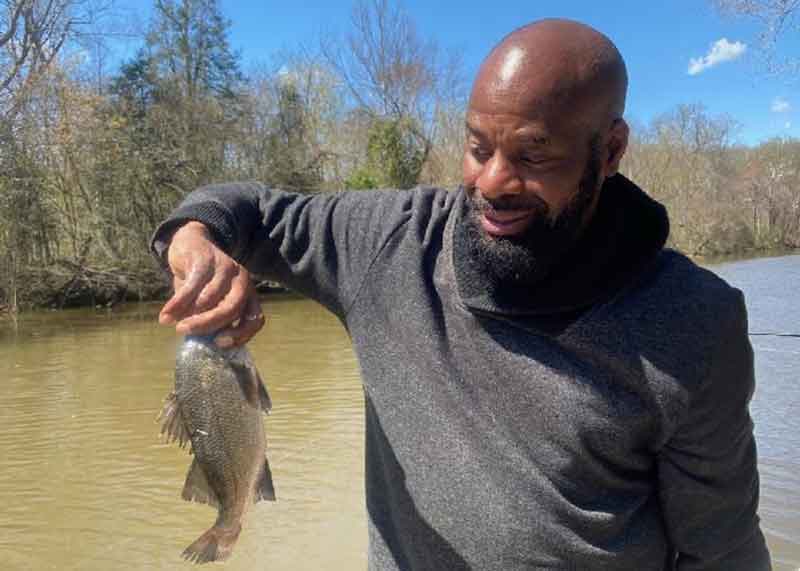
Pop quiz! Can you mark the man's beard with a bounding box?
[461,138,603,289]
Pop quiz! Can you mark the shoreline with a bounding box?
[2,248,797,316]
[693,247,799,267]
[1,283,295,318]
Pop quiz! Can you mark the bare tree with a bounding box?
[712,0,800,76]
[232,58,338,192]
[420,103,465,188]
[322,0,464,188]
[738,137,800,247]
[0,0,93,116]
[621,104,746,255]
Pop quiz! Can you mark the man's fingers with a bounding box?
[174,297,244,335]
[161,261,214,323]
[159,277,184,324]
[175,272,249,335]
[215,290,265,348]
[192,264,237,314]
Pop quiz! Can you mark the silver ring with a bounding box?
[243,313,263,322]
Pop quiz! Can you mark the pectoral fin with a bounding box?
[181,458,220,508]
[157,392,191,449]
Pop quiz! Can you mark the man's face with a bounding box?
[460,108,605,285]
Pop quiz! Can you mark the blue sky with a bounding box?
[114,0,799,146]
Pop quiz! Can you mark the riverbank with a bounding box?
[0,259,289,314]
[2,247,796,314]
[693,247,799,267]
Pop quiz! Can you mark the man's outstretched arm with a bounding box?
[150,183,426,344]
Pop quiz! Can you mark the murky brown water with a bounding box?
[0,294,366,570]
[1,254,798,570]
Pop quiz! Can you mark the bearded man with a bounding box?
[151,19,772,571]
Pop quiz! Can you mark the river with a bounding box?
[0,254,798,570]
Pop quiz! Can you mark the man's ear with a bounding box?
[603,118,629,177]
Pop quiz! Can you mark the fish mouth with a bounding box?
[178,337,218,364]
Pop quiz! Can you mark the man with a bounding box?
[152,19,772,571]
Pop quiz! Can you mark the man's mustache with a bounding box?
[465,186,550,215]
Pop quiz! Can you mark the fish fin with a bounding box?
[231,359,272,413]
[182,523,241,564]
[254,368,272,414]
[157,392,191,449]
[253,457,276,503]
[181,458,220,508]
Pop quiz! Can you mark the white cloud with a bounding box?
[688,38,747,75]
[772,97,791,113]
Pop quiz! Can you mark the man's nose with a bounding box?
[476,152,523,200]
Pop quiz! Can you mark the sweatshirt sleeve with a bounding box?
[657,290,772,570]
[150,182,419,318]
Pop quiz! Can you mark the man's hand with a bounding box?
[158,221,265,347]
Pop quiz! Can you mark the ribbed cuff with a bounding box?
[149,202,238,270]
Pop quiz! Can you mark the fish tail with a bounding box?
[181,523,241,564]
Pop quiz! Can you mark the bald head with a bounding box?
[462,19,632,250]
[470,19,628,129]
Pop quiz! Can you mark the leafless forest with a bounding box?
[1,0,798,311]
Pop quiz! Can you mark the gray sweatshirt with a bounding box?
[151,174,771,570]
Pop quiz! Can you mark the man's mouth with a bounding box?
[480,210,535,237]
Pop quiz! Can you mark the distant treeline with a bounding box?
[1,0,799,311]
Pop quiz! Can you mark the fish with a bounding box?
[158,335,276,564]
